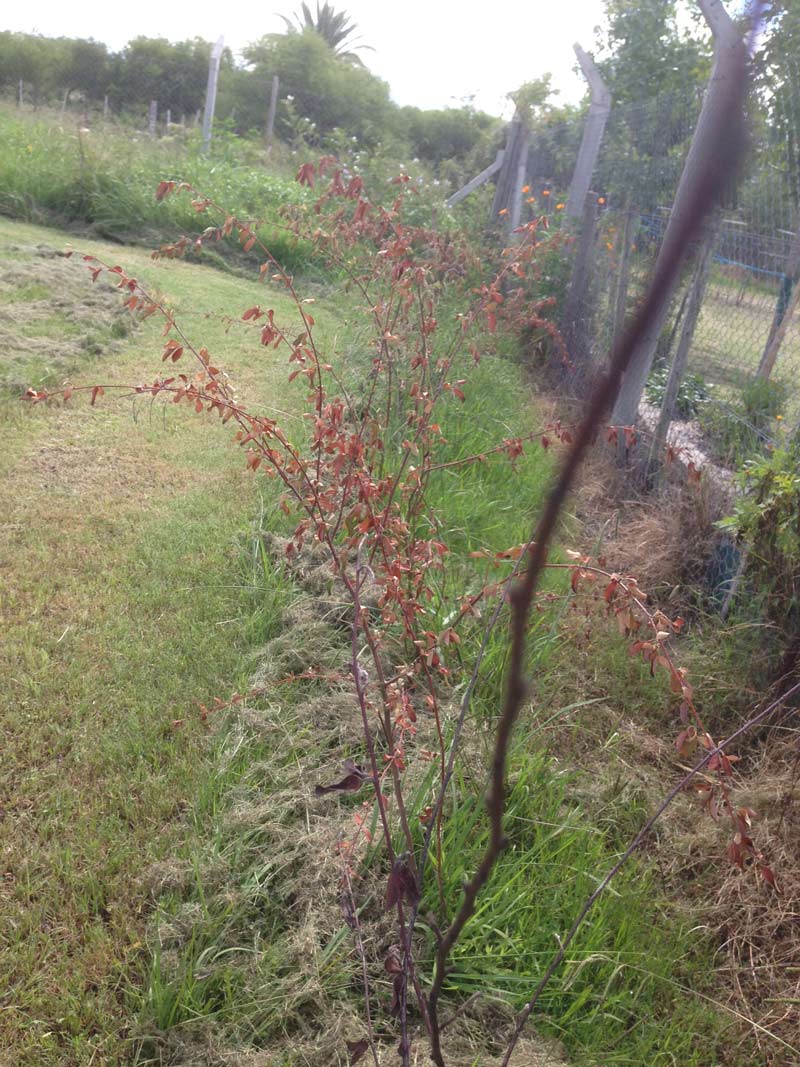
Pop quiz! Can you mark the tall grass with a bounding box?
[0,108,313,269]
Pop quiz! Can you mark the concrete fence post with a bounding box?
[565,45,612,221]
[265,74,279,156]
[758,222,800,378]
[201,37,225,155]
[560,190,600,378]
[611,0,746,432]
[649,213,721,469]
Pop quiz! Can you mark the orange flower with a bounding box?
[498,208,509,216]
[555,202,565,210]
[542,189,550,196]
[522,184,530,193]
[597,196,606,204]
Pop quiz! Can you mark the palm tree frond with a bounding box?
[279,2,372,59]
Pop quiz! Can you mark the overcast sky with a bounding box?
[3,0,609,115]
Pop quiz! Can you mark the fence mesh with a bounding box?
[508,78,800,469]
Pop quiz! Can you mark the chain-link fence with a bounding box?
[506,79,800,471]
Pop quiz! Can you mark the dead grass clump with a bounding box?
[701,740,800,1063]
[572,448,722,605]
[213,1000,566,1067]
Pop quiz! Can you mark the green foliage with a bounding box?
[399,105,501,167]
[645,363,711,419]
[110,37,224,118]
[0,109,312,270]
[699,376,788,466]
[509,75,556,129]
[596,0,710,105]
[425,749,722,1065]
[242,30,392,148]
[718,436,800,675]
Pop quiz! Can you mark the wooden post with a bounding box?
[17,79,23,108]
[60,89,68,121]
[103,94,109,119]
[566,45,612,221]
[446,149,505,207]
[265,74,279,156]
[148,99,158,139]
[758,223,800,377]
[165,107,172,129]
[611,0,746,430]
[201,36,225,155]
[649,215,720,467]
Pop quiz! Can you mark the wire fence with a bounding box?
[514,82,800,470]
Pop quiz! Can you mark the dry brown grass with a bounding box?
[571,447,721,604]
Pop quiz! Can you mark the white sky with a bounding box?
[2,0,608,115]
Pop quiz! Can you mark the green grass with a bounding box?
[425,747,723,1066]
[0,106,313,271]
[0,215,343,1065]
[132,324,740,1065]
[0,210,754,1067]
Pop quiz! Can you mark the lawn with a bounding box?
[0,216,336,1065]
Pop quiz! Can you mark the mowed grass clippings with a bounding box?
[0,216,342,1066]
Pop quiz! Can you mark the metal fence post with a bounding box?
[202,37,225,155]
[611,0,745,431]
[565,45,612,221]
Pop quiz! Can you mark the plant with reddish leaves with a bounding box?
[27,104,790,1064]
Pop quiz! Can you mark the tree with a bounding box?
[279,2,373,64]
[596,0,710,105]
[110,38,225,118]
[751,1,800,211]
[241,30,391,145]
[60,39,111,103]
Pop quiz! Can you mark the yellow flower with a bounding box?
[555,202,565,210]
[776,414,783,421]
